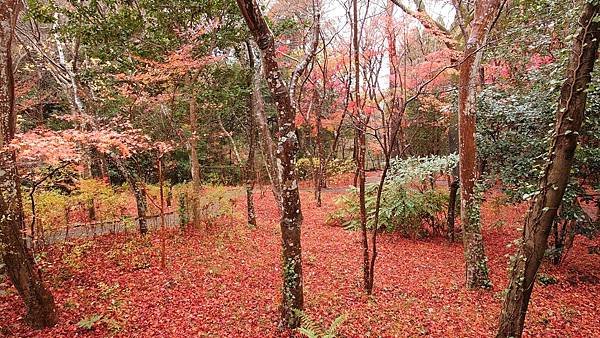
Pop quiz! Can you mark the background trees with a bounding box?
[1,0,599,336]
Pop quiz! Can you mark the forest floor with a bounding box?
[2,175,599,337]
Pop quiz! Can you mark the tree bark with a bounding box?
[245,41,258,227]
[458,0,502,290]
[236,0,314,328]
[447,178,459,241]
[0,1,57,328]
[249,47,282,211]
[314,87,324,207]
[390,0,461,53]
[110,155,148,235]
[158,156,166,268]
[187,84,202,228]
[497,3,600,337]
[245,123,257,227]
[351,0,371,294]
[447,123,459,242]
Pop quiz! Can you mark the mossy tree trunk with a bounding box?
[497,3,600,337]
[110,154,148,235]
[245,41,258,227]
[235,0,319,328]
[458,0,503,290]
[0,0,57,328]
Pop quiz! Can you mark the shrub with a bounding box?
[197,186,241,225]
[329,184,448,238]
[172,183,242,228]
[23,190,69,231]
[296,157,356,180]
[328,155,455,238]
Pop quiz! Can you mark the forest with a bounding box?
[0,0,599,337]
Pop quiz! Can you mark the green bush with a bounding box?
[328,155,455,238]
[329,184,448,238]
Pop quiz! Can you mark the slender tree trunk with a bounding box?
[385,0,404,158]
[458,0,502,290]
[352,0,371,293]
[245,127,257,227]
[314,88,324,207]
[110,155,148,234]
[447,179,459,241]
[158,156,166,268]
[497,4,600,337]
[236,0,318,328]
[0,1,57,327]
[250,52,282,211]
[0,155,57,329]
[447,123,459,242]
[187,86,202,228]
[217,108,256,226]
[99,152,109,182]
[245,41,258,227]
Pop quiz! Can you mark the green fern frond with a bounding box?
[326,313,348,336]
[294,309,325,337]
[298,327,319,338]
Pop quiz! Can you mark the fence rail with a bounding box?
[28,211,181,247]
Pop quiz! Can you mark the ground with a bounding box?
[1,177,599,337]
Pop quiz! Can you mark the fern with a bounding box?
[77,314,103,330]
[326,313,348,336]
[294,309,347,338]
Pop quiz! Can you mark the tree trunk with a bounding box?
[458,0,502,290]
[245,140,257,227]
[188,87,202,228]
[497,3,600,337]
[447,123,459,242]
[110,155,148,234]
[0,152,57,328]
[236,0,315,328]
[251,54,282,211]
[386,0,404,159]
[99,152,110,182]
[352,0,371,294]
[447,179,459,242]
[0,1,57,327]
[158,157,166,268]
[314,88,324,207]
[245,41,257,227]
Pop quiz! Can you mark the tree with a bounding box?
[244,41,258,227]
[496,2,600,337]
[351,0,371,294]
[0,0,57,328]
[457,0,503,289]
[392,0,503,288]
[235,0,319,328]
